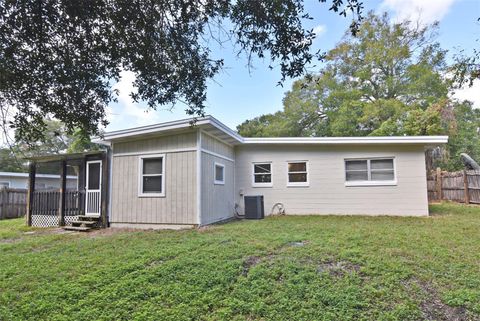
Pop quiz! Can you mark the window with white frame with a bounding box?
[287,161,308,186]
[214,162,225,185]
[0,181,10,188]
[139,154,165,196]
[253,163,272,186]
[345,158,395,184]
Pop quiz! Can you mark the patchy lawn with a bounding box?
[1,203,479,321]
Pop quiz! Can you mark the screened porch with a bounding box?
[25,151,109,228]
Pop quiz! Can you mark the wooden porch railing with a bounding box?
[30,190,85,226]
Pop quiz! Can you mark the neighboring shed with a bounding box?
[0,172,78,190]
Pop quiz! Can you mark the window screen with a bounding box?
[140,157,164,194]
[253,163,272,183]
[345,158,394,182]
[87,162,101,190]
[287,162,308,184]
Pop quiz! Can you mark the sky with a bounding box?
[106,0,480,132]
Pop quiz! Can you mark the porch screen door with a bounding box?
[85,160,102,216]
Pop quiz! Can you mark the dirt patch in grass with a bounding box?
[317,260,362,277]
[404,279,468,321]
[87,227,141,238]
[1,228,73,244]
[418,281,468,321]
[242,256,262,276]
[0,237,22,244]
[25,228,72,236]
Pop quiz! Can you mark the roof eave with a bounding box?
[241,136,449,145]
[94,116,244,145]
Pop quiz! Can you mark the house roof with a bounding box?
[95,116,244,145]
[96,115,448,146]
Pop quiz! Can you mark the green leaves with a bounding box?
[237,12,480,170]
[0,0,363,144]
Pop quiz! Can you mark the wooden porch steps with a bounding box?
[63,215,101,232]
[63,226,92,232]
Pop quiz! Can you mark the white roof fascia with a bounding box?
[242,136,448,145]
[93,115,447,146]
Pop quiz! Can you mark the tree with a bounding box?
[14,118,100,157]
[0,0,363,144]
[238,12,451,138]
[237,12,480,169]
[0,120,100,177]
[0,147,25,172]
[438,101,480,170]
[452,18,480,87]
[0,119,100,174]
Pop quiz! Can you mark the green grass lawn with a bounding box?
[1,203,479,321]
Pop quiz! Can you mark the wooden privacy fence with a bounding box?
[0,188,27,219]
[427,168,480,204]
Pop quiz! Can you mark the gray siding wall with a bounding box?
[114,131,196,154]
[200,132,235,224]
[235,144,429,216]
[110,131,198,225]
[201,132,235,159]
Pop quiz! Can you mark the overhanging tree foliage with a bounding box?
[452,17,480,87]
[0,0,363,144]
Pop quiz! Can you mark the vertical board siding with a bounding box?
[114,131,196,154]
[200,131,235,224]
[111,136,197,225]
[200,153,235,225]
[201,132,235,159]
[235,144,429,216]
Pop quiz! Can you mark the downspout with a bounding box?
[196,129,202,226]
[107,144,113,227]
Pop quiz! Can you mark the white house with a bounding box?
[87,116,448,229]
[0,172,78,190]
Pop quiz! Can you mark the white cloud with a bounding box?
[453,79,480,108]
[107,70,162,131]
[381,0,457,25]
[312,25,327,38]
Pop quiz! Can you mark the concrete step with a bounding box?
[63,226,92,232]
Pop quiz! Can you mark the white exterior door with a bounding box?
[85,160,102,216]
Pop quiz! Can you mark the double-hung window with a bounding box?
[139,154,165,197]
[252,163,272,187]
[345,158,395,186]
[287,161,309,186]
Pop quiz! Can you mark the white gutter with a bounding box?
[242,136,448,145]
